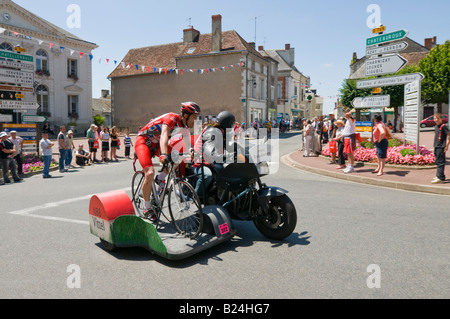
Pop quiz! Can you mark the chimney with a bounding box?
[101,89,110,98]
[258,45,264,51]
[424,36,437,50]
[248,42,256,49]
[211,14,222,52]
[183,26,200,43]
[285,43,291,50]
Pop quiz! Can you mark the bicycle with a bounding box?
[131,154,203,239]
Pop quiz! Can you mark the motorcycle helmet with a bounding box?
[181,102,201,115]
[217,111,236,130]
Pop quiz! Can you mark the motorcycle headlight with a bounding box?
[257,162,270,176]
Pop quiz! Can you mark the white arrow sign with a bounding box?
[356,73,424,89]
[352,95,391,109]
[365,41,409,57]
[0,100,39,110]
[365,54,408,77]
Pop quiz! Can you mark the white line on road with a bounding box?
[5,188,131,225]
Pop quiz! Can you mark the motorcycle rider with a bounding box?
[193,111,236,200]
[135,102,201,222]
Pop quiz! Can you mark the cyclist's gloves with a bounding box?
[159,153,172,165]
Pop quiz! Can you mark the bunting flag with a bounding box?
[0,26,248,77]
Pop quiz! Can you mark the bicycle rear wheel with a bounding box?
[168,180,203,239]
[131,171,146,218]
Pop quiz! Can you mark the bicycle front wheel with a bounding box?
[168,180,203,239]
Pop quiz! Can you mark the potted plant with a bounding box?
[68,112,79,121]
[35,69,50,77]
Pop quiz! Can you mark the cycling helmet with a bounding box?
[181,102,201,115]
[217,111,236,130]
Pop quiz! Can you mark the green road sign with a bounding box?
[366,30,408,47]
[22,115,47,123]
[0,50,34,62]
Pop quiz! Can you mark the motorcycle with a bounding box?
[187,141,297,241]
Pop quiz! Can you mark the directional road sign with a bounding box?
[0,50,34,62]
[366,29,408,47]
[352,95,391,109]
[22,115,47,123]
[0,68,34,86]
[365,54,408,77]
[0,100,39,110]
[365,41,409,57]
[0,85,34,93]
[356,73,424,89]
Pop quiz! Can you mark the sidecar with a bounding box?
[89,190,236,260]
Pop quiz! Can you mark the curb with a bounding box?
[281,153,450,196]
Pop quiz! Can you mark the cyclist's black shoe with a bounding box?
[144,209,157,224]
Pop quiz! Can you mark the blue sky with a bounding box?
[14,0,450,114]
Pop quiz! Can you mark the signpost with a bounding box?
[365,54,408,77]
[22,115,47,123]
[0,85,34,93]
[0,100,40,110]
[0,68,34,86]
[355,121,373,139]
[366,29,408,47]
[357,27,424,153]
[352,95,391,109]
[2,123,38,153]
[356,73,425,89]
[404,80,421,152]
[365,41,408,57]
[0,50,34,62]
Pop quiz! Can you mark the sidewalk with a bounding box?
[281,131,450,196]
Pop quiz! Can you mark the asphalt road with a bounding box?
[1,132,449,299]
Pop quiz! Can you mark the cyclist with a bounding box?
[135,102,201,222]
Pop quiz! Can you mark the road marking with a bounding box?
[5,188,131,225]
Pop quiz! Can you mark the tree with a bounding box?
[93,115,105,126]
[339,79,371,109]
[419,40,450,113]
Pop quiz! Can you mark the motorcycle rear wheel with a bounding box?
[254,195,297,240]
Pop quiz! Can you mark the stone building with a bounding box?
[0,0,97,133]
[260,44,313,121]
[108,15,277,132]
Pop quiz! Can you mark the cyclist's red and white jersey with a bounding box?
[138,113,184,144]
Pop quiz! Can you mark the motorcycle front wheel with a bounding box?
[254,195,297,240]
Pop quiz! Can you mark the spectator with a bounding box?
[432,113,450,184]
[43,121,55,134]
[86,124,99,163]
[40,131,54,179]
[75,144,91,166]
[328,114,337,164]
[372,115,388,176]
[332,120,346,169]
[101,126,110,162]
[123,131,133,159]
[342,112,356,174]
[9,130,24,175]
[57,126,68,173]
[110,126,120,161]
[303,120,314,157]
[65,130,75,169]
[0,131,22,183]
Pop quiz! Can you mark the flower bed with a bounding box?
[321,140,436,166]
[22,154,58,173]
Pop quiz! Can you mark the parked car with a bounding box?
[420,114,448,128]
